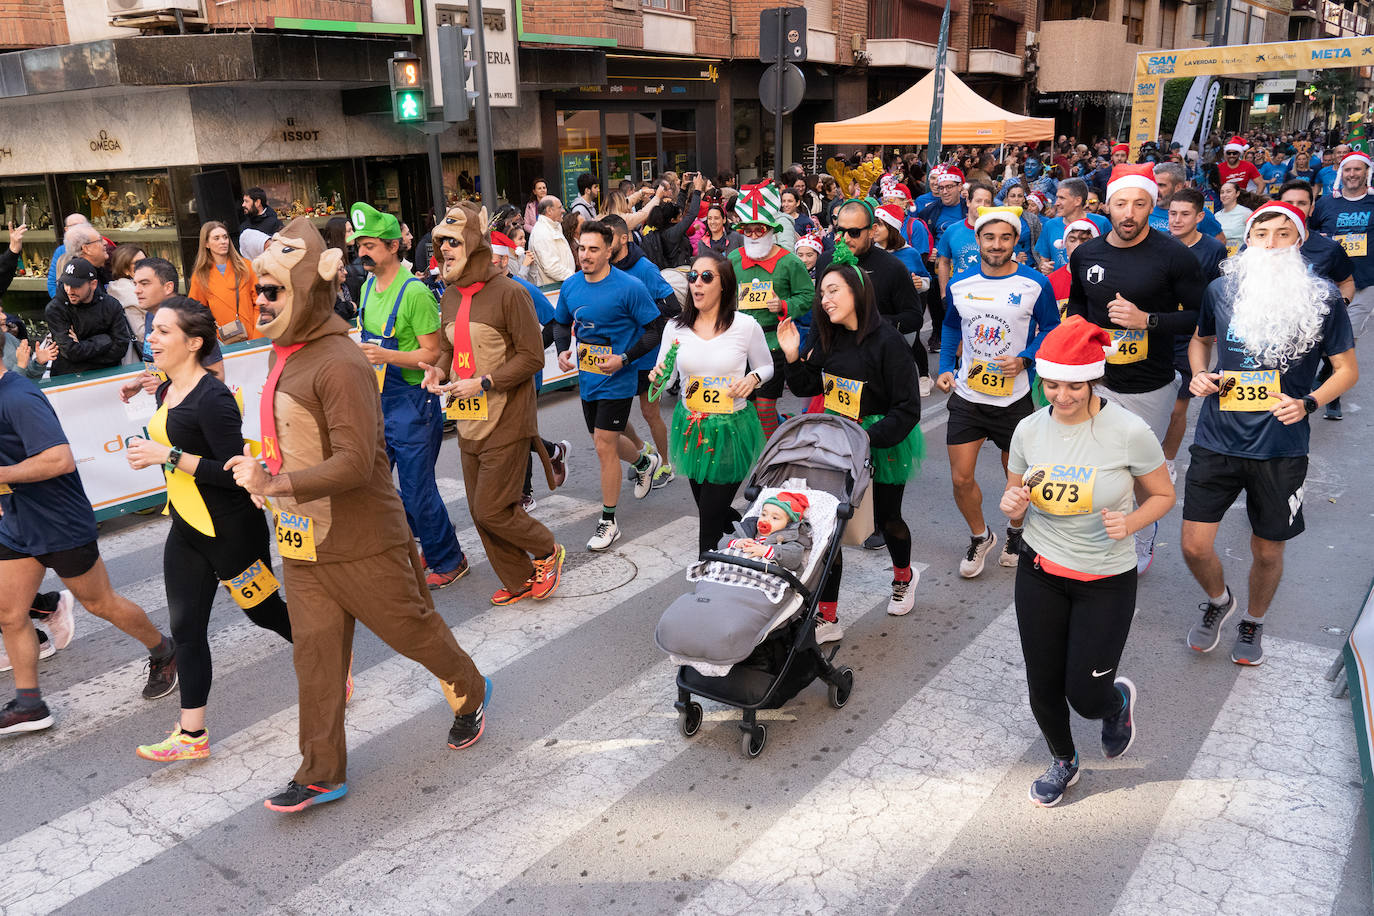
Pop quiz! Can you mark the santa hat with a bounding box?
[875,203,906,231]
[1029,190,1050,210]
[972,205,1022,236]
[1341,150,1373,171]
[795,231,824,254]
[932,165,965,186]
[1223,136,1249,153]
[763,491,809,522]
[490,230,514,256]
[1035,316,1116,383]
[878,175,912,201]
[1106,163,1158,204]
[1110,142,1130,157]
[1244,201,1308,242]
[1061,218,1101,246]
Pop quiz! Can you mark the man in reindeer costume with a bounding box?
[226,217,489,814]
[421,202,565,605]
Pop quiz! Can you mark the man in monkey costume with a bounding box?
[422,202,566,605]
[226,217,489,814]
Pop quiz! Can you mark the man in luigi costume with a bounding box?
[351,202,467,589]
[727,181,814,438]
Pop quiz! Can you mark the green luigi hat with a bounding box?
[347,202,402,242]
[736,181,785,232]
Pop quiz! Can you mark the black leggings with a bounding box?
[524,437,559,494]
[820,482,912,603]
[1014,550,1136,759]
[164,507,292,709]
[689,479,743,557]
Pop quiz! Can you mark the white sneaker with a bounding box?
[815,619,844,643]
[959,531,998,579]
[46,590,77,650]
[0,628,55,674]
[632,450,662,499]
[587,517,621,551]
[1135,522,1157,576]
[1165,459,1177,486]
[887,569,920,616]
[919,376,933,398]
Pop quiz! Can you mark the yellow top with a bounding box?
[148,403,216,538]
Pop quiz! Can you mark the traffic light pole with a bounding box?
[774,12,785,182]
[467,0,499,208]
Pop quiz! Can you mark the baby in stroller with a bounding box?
[721,491,812,571]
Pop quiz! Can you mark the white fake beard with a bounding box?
[743,231,775,259]
[1223,244,1330,370]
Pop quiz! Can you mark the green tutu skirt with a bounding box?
[860,413,925,485]
[670,401,766,485]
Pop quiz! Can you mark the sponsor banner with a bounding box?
[1172,76,1211,154]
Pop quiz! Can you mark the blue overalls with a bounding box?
[360,274,464,575]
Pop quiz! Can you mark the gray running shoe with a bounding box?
[1100,677,1137,759]
[1187,589,1237,653]
[1231,620,1265,666]
[1029,753,1080,807]
[862,530,886,550]
[999,527,1023,567]
[959,531,998,578]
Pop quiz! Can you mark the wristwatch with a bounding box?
[1302,395,1318,414]
[165,446,183,471]
[1146,313,1160,330]
[480,375,493,391]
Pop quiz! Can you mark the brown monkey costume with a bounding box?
[245,218,486,808]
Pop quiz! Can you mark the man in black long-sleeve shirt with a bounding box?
[45,258,132,377]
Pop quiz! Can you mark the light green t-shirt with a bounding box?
[1008,400,1164,577]
[360,273,440,386]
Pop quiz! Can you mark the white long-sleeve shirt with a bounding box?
[528,214,575,285]
[657,311,774,412]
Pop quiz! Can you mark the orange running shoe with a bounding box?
[491,581,533,606]
[529,544,566,600]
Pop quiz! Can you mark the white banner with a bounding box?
[424,0,519,108]
[1173,76,1212,154]
[1199,81,1222,153]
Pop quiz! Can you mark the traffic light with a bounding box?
[390,53,426,123]
[438,24,480,123]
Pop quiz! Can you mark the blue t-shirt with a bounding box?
[0,372,98,555]
[618,255,676,372]
[1259,161,1286,189]
[1301,232,1354,286]
[889,246,930,281]
[1186,235,1229,284]
[1151,206,1222,238]
[1193,276,1353,459]
[1034,214,1112,269]
[925,202,966,241]
[1316,165,1340,197]
[554,267,660,400]
[936,221,982,278]
[1310,193,1374,288]
[902,215,933,257]
[913,191,936,213]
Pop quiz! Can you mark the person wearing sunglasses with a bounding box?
[649,253,772,555]
[726,182,815,438]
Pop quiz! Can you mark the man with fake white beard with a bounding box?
[1181,202,1357,666]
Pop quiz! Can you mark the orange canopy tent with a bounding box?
[814,68,1055,146]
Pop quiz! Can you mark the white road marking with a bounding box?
[1111,638,1361,916]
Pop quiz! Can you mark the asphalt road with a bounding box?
[2,371,1371,916]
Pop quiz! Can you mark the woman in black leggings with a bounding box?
[123,296,293,762]
[999,317,1174,807]
[778,254,924,642]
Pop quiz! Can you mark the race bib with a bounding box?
[822,372,863,420]
[275,509,317,562]
[1218,369,1281,412]
[578,343,613,375]
[223,559,280,610]
[373,363,386,392]
[144,361,168,383]
[1339,233,1368,257]
[1056,297,1069,321]
[0,483,11,495]
[1225,243,1240,258]
[683,376,732,414]
[1106,328,1148,365]
[965,361,1013,397]
[1025,465,1096,516]
[739,279,773,310]
[445,391,489,421]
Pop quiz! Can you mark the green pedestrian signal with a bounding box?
[395,88,425,122]
[389,52,427,123]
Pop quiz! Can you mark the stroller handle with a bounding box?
[700,551,812,603]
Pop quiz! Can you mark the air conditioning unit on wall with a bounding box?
[107,0,202,14]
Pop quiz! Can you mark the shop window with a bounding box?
[0,177,56,294]
[660,110,697,176]
[642,0,686,13]
[442,154,482,206]
[240,163,348,227]
[557,109,604,207]
[65,170,182,275]
[1122,0,1144,43]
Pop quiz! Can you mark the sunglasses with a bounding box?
[255,284,285,302]
[837,226,869,239]
[739,224,770,237]
[686,270,717,285]
[438,237,463,249]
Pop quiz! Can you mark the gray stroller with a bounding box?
[654,413,873,758]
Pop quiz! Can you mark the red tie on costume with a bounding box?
[449,281,485,380]
[258,342,305,475]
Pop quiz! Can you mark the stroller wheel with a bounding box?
[828,666,855,709]
[740,723,767,759]
[679,702,703,738]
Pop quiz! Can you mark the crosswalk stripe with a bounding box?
[1110,637,1362,916]
[0,494,604,776]
[681,604,1040,915]
[0,516,702,914]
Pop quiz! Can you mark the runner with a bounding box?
[1046,220,1100,318]
[227,219,489,812]
[649,252,771,554]
[1000,316,1174,807]
[937,206,1060,577]
[120,296,293,761]
[1181,202,1358,665]
[777,248,924,638]
[1034,179,1111,273]
[936,182,999,290]
[1149,163,1225,241]
[1276,180,1355,297]
[351,202,467,589]
[873,202,933,387]
[552,220,665,551]
[726,182,814,438]
[420,203,565,607]
[1067,162,1205,574]
[916,165,968,243]
[1217,137,1262,192]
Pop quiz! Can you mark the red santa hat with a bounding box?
[1062,218,1101,245]
[490,230,514,256]
[1110,142,1130,157]
[795,230,824,254]
[1029,190,1050,210]
[932,165,965,186]
[1106,163,1158,204]
[1244,201,1308,242]
[1223,135,1249,153]
[1035,315,1117,383]
[875,203,906,231]
[1341,150,1373,171]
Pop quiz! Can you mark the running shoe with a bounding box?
[1231,620,1265,666]
[1325,398,1342,420]
[142,647,178,700]
[651,463,676,489]
[136,727,210,762]
[927,335,941,353]
[919,376,933,398]
[862,530,886,550]
[959,532,998,579]
[887,569,920,616]
[264,780,348,813]
[448,676,492,750]
[426,556,470,590]
[0,699,53,736]
[530,544,566,600]
[1135,522,1157,575]
[632,451,662,499]
[521,492,537,512]
[45,591,76,650]
[1186,589,1238,653]
[0,629,55,674]
[815,619,844,644]
[999,528,1024,568]
[491,581,533,606]
[587,517,621,551]
[551,440,571,489]
[1101,677,1137,759]
[1029,753,1080,807]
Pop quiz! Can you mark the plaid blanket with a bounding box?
[686,547,791,604]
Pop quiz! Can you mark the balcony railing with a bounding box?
[867,0,953,45]
[970,11,1019,52]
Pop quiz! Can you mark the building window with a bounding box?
[1159,0,1178,45]
[1122,0,1144,43]
[642,0,686,12]
[1044,0,1107,21]
[1193,0,1214,40]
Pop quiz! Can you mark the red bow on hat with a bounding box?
[739,181,771,223]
